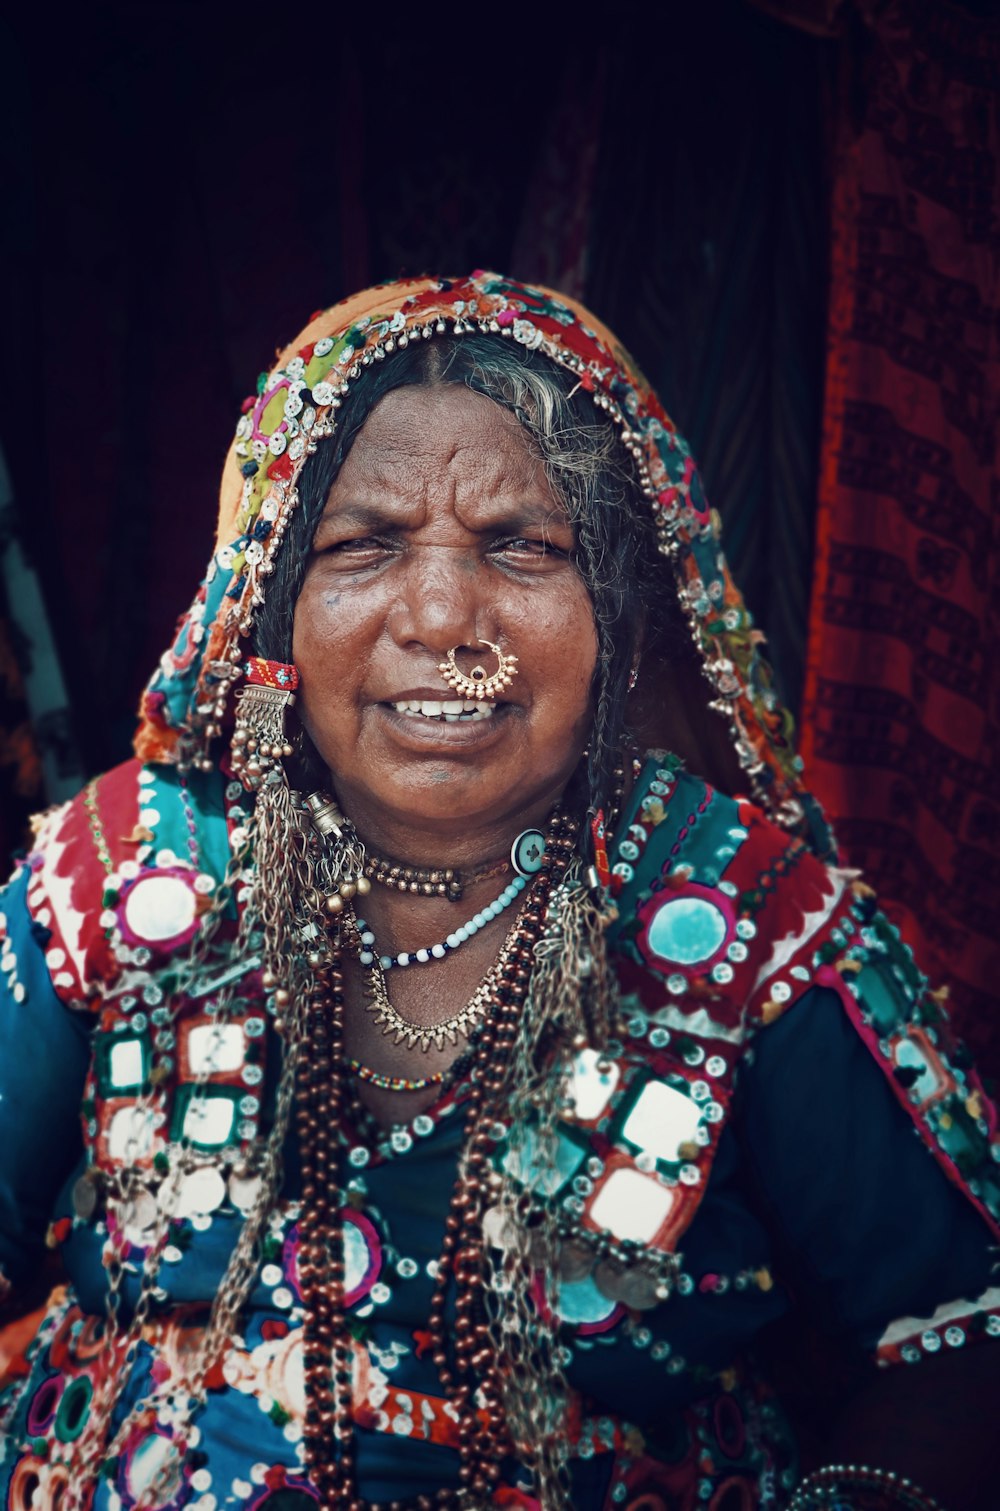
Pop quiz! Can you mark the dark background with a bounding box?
[0,0,831,785]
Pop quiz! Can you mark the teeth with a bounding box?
[390,699,497,721]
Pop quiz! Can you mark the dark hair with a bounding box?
[253,333,680,825]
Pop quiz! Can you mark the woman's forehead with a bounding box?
[321,384,562,519]
[350,382,535,458]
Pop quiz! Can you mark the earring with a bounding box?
[628,662,639,693]
[438,640,518,700]
[231,658,299,791]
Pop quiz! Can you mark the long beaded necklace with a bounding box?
[293,807,579,1509]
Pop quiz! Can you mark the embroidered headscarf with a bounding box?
[134,271,832,859]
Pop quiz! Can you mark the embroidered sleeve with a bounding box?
[0,865,92,1298]
[736,986,999,1366]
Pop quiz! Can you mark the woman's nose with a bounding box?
[386,548,485,652]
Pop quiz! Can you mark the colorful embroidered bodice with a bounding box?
[1,756,998,1509]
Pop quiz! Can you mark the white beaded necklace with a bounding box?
[355,872,526,970]
[354,826,545,970]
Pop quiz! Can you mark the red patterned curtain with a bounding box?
[800,0,1000,1069]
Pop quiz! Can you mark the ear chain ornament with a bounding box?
[438,638,518,700]
[302,791,371,912]
[230,657,299,791]
[293,807,581,1508]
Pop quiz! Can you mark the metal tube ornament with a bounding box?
[438,639,518,700]
[230,657,299,791]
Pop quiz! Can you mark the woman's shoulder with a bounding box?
[604,752,1000,1235]
[8,757,232,1012]
[605,751,857,1040]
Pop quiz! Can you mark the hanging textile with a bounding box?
[800,0,1000,1070]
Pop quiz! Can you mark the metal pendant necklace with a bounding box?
[361,930,517,1052]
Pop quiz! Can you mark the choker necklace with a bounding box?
[364,849,512,902]
[362,826,545,909]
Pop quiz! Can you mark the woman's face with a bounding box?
[292,382,598,845]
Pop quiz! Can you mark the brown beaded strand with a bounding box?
[296,954,355,1504]
[424,810,577,1503]
[294,808,576,1510]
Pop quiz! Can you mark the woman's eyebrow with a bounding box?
[315,500,407,532]
[315,498,571,535]
[483,506,574,535]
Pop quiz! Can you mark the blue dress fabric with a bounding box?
[1,755,998,1510]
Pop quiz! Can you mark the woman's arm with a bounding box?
[0,861,91,1311]
[738,987,1000,1509]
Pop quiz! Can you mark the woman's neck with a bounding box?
[326,779,571,880]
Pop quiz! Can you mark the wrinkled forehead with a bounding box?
[315,382,564,527]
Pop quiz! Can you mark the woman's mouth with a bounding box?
[389,699,496,723]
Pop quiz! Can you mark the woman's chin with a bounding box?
[323,706,569,838]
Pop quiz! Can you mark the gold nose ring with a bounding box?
[438,640,519,700]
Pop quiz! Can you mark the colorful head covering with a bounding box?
[135,271,830,853]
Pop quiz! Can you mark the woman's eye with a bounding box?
[493,536,566,559]
[325,535,393,555]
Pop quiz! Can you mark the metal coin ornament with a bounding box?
[438,639,518,701]
[511,828,546,878]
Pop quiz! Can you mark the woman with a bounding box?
[1,273,998,1511]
